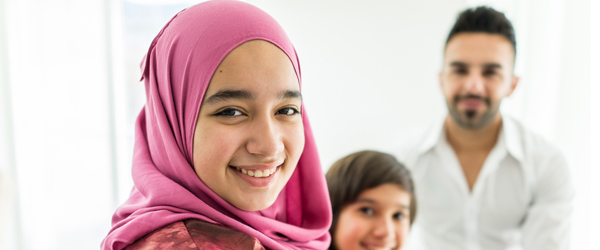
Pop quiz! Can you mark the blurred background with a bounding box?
[0,0,596,249]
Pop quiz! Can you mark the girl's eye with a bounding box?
[215,108,244,117]
[276,107,299,116]
[359,207,374,216]
[393,212,404,220]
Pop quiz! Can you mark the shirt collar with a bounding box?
[416,116,446,154]
[501,115,524,162]
[418,114,525,163]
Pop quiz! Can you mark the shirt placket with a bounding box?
[464,196,480,250]
[439,132,506,250]
[466,137,506,250]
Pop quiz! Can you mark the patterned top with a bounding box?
[125,219,265,250]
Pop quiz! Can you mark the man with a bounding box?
[399,7,574,250]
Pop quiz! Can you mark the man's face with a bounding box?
[440,33,518,129]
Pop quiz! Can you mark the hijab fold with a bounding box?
[101,1,332,249]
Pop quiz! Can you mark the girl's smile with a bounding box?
[192,40,304,211]
[229,162,283,188]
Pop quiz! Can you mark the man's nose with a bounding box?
[463,71,485,95]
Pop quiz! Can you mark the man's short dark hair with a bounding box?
[446,6,516,55]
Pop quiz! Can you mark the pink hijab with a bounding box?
[101,1,331,249]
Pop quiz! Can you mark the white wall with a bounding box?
[0,0,594,249]
[590,1,599,250]
[0,0,20,249]
[2,0,116,249]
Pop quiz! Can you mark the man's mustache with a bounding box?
[454,94,491,106]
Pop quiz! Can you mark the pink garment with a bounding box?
[101,1,332,249]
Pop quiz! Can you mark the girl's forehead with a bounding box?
[202,41,300,102]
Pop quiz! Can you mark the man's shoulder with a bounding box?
[503,116,564,161]
[504,116,574,202]
[503,116,570,184]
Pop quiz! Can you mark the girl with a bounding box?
[326,151,416,250]
[101,1,331,249]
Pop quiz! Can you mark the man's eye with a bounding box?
[483,70,497,76]
[359,207,374,216]
[393,212,405,220]
[276,107,299,116]
[215,108,244,117]
[453,69,467,74]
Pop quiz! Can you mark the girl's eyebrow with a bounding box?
[205,89,254,105]
[205,89,302,105]
[281,90,302,101]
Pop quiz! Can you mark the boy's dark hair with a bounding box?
[326,150,416,249]
[446,6,516,55]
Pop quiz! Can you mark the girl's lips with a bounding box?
[232,165,278,178]
[230,164,282,188]
[232,161,284,171]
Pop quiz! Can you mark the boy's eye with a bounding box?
[359,207,374,216]
[215,108,244,117]
[393,212,404,220]
[276,107,299,116]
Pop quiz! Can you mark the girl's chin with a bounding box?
[230,193,279,211]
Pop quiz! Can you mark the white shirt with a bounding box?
[398,115,574,250]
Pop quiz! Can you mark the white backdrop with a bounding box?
[0,0,595,249]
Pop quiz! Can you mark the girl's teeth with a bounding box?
[234,166,279,178]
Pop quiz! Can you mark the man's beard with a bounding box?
[447,94,498,130]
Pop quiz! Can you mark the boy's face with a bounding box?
[440,33,518,129]
[334,184,411,250]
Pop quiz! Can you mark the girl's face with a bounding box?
[193,40,304,211]
[334,184,411,250]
